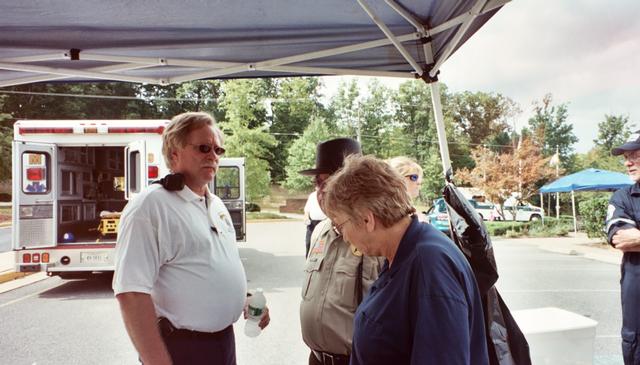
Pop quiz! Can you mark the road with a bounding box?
[0,220,624,365]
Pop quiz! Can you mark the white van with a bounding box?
[12,119,245,278]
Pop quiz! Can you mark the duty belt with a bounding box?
[312,350,350,365]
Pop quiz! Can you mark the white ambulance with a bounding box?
[12,119,245,278]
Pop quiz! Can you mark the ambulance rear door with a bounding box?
[13,142,57,249]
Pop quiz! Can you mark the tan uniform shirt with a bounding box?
[300,219,385,355]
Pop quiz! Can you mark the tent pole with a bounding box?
[571,190,577,234]
[556,192,560,219]
[429,82,452,178]
[540,193,544,226]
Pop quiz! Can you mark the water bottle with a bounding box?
[244,288,266,337]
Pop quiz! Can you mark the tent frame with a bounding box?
[0,0,510,178]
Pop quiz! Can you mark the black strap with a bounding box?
[356,255,364,305]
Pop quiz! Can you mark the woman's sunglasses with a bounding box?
[189,143,226,156]
[405,174,420,182]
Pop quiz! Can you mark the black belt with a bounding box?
[157,317,231,340]
[312,350,350,365]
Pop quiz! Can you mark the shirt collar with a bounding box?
[386,215,421,271]
[175,185,213,202]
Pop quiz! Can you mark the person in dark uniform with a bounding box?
[607,131,640,365]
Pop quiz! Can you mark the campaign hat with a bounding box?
[299,138,361,175]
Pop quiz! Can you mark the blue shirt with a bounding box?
[350,217,488,365]
[606,183,640,243]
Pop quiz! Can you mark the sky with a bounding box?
[320,0,640,154]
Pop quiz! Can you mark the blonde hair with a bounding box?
[323,155,415,228]
[387,156,423,178]
[162,112,223,170]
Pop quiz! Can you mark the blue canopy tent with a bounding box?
[0,2,536,364]
[540,168,634,233]
[0,0,511,177]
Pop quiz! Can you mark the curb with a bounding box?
[0,272,48,294]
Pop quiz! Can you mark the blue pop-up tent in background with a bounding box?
[540,168,634,232]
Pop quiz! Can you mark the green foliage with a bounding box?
[594,114,633,152]
[283,117,331,191]
[527,218,571,237]
[217,80,277,201]
[446,91,519,147]
[359,80,394,157]
[485,221,529,236]
[0,121,11,182]
[578,195,610,240]
[269,77,323,182]
[527,93,578,169]
[485,218,571,237]
[247,211,290,220]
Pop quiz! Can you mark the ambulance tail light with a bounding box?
[148,165,159,179]
[32,253,40,263]
[23,253,31,263]
[26,167,45,180]
[41,253,50,263]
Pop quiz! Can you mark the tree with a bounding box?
[358,79,394,157]
[527,94,577,169]
[269,77,323,182]
[594,114,633,152]
[218,80,276,201]
[283,117,331,191]
[0,113,12,181]
[457,137,556,220]
[447,91,519,148]
[327,79,360,136]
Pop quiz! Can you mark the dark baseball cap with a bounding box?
[612,130,640,156]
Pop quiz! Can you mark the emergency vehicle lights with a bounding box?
[19,127,74,134]
[22,253,31,263]
[108,127,164,134]
[41,253,50,263]
[26,167,45,181]
[32,253,40,263]
[148,165,159,179]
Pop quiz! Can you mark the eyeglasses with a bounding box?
[405,174,420,182]
[332,218,351,236]
[189,143,226,156]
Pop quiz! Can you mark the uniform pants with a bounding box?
[305,220,322,258]
[622,252,640,365]
[161,325,236,365]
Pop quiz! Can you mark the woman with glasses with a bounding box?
[388,156,428,222]
[387,156,423,200]
[322,155,488,365]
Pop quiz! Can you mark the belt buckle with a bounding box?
[322,353,335,365]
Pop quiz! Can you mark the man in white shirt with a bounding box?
[113,112,269,365]
[303,188,326,257]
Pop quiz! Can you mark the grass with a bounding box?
[247,212,291,220]
[485,217,573,238]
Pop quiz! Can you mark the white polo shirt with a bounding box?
[304,191,326,221]
[113,184,247,332]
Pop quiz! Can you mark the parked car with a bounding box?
[468,199,495,221]
[426,198,494,234]
[425,198,450,234]
[494,202,544,221]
